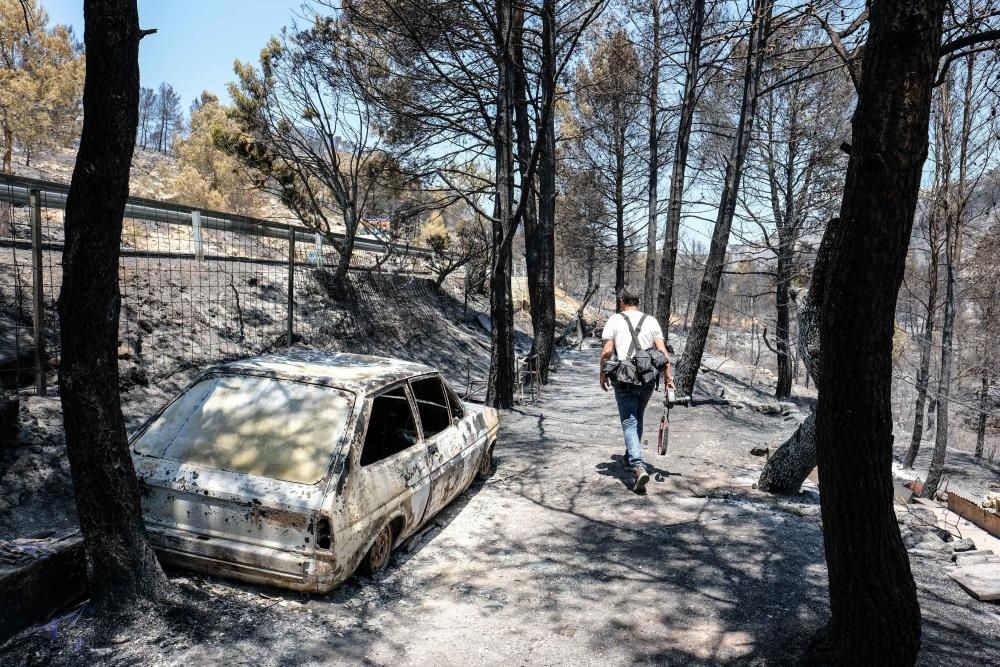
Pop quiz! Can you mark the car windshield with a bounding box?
[133,375,353,484]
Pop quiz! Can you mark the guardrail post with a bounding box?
[29,189,45,396]
[287,231,295,347]
[191,210,204,261]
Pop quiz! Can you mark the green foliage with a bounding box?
[168,91,266,215]
[0,0,84,172]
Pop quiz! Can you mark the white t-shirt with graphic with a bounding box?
[601,310,664,360]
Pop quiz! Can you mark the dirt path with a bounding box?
[5,347,999,666]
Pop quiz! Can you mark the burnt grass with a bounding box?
[2,342,999,665]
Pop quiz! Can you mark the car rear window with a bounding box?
[133,375,353,484]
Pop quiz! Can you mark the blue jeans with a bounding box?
[614,383,655,469]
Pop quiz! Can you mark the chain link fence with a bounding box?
[1,174,441,397]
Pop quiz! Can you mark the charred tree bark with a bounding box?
[59,0,168,611]
[642,0,662,314]
[758,411,815,494]
[674,0,770,397]
[756,217,832,495]
[924,54,974,499]
[517,0,557,384]
[807,0,944,661]
[903,196,941,468]
[487,0,518,409]
[655,0,704,332]
[923,219,956,498]
[976,372,988,459]
[614,123,627,302]
[774,246,793,399]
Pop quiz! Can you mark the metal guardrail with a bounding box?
[0,173,436,259]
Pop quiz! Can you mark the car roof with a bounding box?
[214,351,437,394]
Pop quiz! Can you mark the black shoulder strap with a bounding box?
[623,313,647,359]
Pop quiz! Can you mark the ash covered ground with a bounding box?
[2,338,998,666]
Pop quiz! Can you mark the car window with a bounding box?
[444,383,464,421]
[360,386,420,466]
[133,375,353,485]
[410,377,451,438]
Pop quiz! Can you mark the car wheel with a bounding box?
[477,445,494,480]
[362,524,393,576]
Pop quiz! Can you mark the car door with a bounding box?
[340,383,432,562]
[412,375,468,519]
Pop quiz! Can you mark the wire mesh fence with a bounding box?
[1,174,439,397]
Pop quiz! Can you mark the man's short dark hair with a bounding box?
[618,287,640,307]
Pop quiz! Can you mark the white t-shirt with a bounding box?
[602,310,664,360]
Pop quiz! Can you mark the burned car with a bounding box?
[130,351,499,592]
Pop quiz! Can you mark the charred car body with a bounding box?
[130,351,499,592]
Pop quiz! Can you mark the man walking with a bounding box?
[599,288,672,492]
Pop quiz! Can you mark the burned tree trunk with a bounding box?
[642,0,662,314]
[655,0,704,332]
[757,218,832,495]
[903,196,941,468]
[674,0,770,396]
[487,0,518,409]
[758,411,815,494]
[59,0,168,611]
[516,1,557,384]
[924,54,974,499]
[532,0,558,383]
[807,0,944,661]
[774,246,793,400]
[976,372,988,459]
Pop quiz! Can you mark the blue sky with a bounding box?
[42,0,304,110]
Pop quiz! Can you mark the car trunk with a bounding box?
[130,373,355,583]
[134,457,327,580]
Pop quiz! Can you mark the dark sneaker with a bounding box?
[623,453,633,470]
[633,466,650,493]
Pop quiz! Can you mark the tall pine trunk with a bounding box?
[655,0,704,332]
[674,0,770,397]
[807,0,945,660]
[487,0,518,409]
[614,129,626,301]
[902,203,940,468]
[924,54,974,499]
[532,0,557,382]
[642,0,661,313]
[976,372,988,459]
[774,246,793,399]
[59,0,168,611]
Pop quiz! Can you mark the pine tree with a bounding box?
[0,0,84,173]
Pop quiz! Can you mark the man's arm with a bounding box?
[654,337,674,387]
[599,338,615,391]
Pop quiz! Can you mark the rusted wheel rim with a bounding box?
[369,526,391,572]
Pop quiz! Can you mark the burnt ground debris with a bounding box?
[0,272,516,542]
[2,344,999,665]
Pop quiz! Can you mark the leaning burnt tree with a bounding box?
[59,0,168,611]
[807,0,948,661]
[756,221,833,494]
[673,0,770,397]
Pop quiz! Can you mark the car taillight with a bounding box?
[317,516,332,550]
